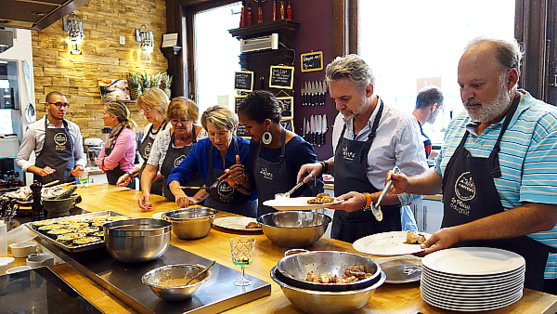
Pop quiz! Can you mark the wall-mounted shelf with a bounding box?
[229,20,300,42]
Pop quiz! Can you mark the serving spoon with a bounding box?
[275,181,304,199]
[185,260,216,285]
[369,166,401,222]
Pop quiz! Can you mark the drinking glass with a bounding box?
[229,236,256,286]
[79,171,88,188]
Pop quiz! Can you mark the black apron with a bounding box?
[333,101,401,243]
[205,138,256,217]
[160,131,203,201]
[253,129,290,217]
[442,92,557,291]
[104,128,136,190]
[138,121,167,196]
[34,117,77,184]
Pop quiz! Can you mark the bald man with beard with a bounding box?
[390,37,557,293]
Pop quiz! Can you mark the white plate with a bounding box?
[212,217,262,232]
[263,197,342,211]
[422,247,525,275]
[151,212,164,219]
[353,231,432,256]
[375,255,422,284]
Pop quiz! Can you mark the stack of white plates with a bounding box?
[420,247,525,312]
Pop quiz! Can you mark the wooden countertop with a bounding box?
[35,184,557,313]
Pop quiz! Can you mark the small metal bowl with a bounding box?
[276,251,382,291]
[257,211,332,248]
[142,264,212,302]
[103,218,171,263]
[164,207,217,240]
[271,266,386,313]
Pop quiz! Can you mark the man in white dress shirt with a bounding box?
[298,54,427,243]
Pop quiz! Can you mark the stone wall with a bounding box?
[31,0,168,140]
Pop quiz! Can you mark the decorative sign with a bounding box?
[301,51,323,72]
[234,95,247,113]
[98,79,131,102]
[277,96,293,118]
[234,71,254,92]
[269,65,294,89]
[162,33,179,47]
[280,118,294,132]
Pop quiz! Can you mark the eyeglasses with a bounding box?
[140,106,155,112]
[170,119,191,125]
[47,102,70,109]
[208,130,231,139]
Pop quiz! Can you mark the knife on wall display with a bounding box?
[302,116,306,140]
[317,114,322,146]
[321,113,327,146]
[305,117,311,142]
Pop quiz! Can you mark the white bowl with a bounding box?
[9,241,38,257]
[26,253,54,268]
[6,265,32,274]
[0,257,15,273]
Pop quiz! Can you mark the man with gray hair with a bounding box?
[390,37,557,292]
[413,86,444,158]
[298,54,428,243]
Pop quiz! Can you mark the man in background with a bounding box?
[16,91,87,184]
[412,86,444,158]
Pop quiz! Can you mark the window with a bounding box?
[193,2,242,115]
[358,0,515,145]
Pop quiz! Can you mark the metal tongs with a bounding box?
[276,181,304,199]
[370,166,401,221]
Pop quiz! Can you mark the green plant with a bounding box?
[139,72,152,89]
[160,73,173,89]
[127,72,141,88]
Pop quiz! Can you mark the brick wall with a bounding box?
[31,0,168,140]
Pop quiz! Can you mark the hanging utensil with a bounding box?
[369,166,401,221]
[185,260,216,285]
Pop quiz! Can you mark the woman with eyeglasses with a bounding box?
[231,90,321,216]
[97,101,138,189]
[138,97,207,211]
[167,105,257,217]
[116,88,170,193]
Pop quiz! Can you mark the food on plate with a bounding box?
[245,222,262,229]
[307,193,336,204]
[56,233,86,245]
[405,230,427,244]
[303,265,373,283]
[73,236,102,246]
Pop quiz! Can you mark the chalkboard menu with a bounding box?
[269,66,294,89]
[301,51,323,72]
[277,96,293,118]
[234,96,247,113]
[280,118,293,132]
[234,71,254,92]
[236,123,249,137]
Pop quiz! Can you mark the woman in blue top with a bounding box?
[167,105,257,217]
[232,90,321,217]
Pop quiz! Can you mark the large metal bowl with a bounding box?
[163,207,217,240]
[142,264,212,302]
[276,251,382,291]
[103,218,171,263]
[257,211,331,248]
[271,266,386,313]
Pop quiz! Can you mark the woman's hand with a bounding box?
[297,162,321,184]
[225,155,249,189]
[138,194,152,212]
[117,173,132,187]
[176,195,195,208]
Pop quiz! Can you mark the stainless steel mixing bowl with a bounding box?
[142,264,212,302]
[271,266,386,313]
[103,218,171,263]
[163,207,217,240]
[276,251,382,291]
[257,211,332,248]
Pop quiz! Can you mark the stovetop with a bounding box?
[0,267,102,314]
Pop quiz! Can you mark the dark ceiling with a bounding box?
[0,0,90,31]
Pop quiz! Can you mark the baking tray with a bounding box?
[24,210,128,253]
